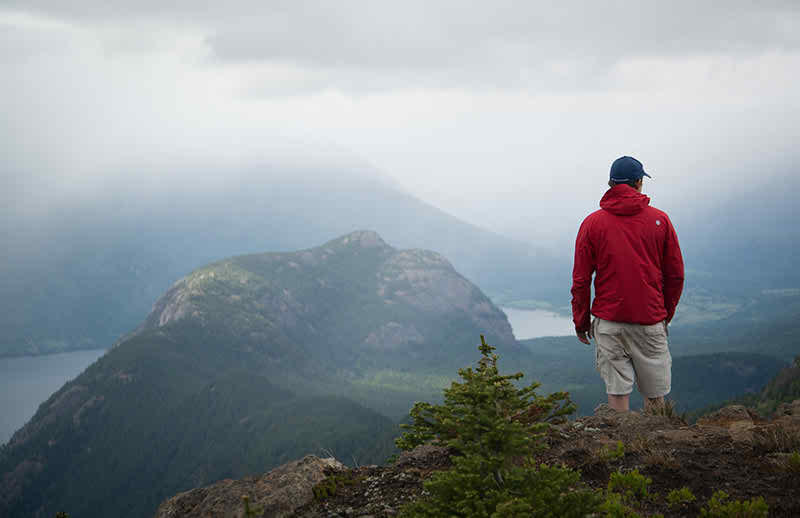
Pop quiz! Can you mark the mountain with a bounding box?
[0,231,519,518]
[0,165,559,357]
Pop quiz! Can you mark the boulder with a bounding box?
[696,405,757,428]
[153,456,344,518]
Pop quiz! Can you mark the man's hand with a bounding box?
[576,328,592,345]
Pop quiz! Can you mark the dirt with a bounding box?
[290,402,800,518]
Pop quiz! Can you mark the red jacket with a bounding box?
[571,185,684,333]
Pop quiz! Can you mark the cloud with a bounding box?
[5,2,800,95]
[0,2,798,246]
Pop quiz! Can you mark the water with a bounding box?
[501,307,574,340]
[0,349,107,445]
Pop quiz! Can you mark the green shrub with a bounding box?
[667,486,696,508]
[785,450,800,473]
[312,472,362,500]
[596,441,626,463]
[607,469,651,502]
[396,335,601,517]
[700,490,768,518]
[598,492,641,518]
[241,495,262,517]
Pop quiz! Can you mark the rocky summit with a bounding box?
[0,231,517,518]
[156,401,800,518]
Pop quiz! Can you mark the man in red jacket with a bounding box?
[571,156,684,412]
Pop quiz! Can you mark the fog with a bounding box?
[2,2,798,250]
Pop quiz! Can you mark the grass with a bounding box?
[643,399,684,421]
[783,451,800,473]
[752,426,800,453]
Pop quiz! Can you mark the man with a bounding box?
[571,156,684,412]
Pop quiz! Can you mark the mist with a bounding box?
[2,2,798,254]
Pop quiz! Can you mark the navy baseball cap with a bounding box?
[610,156,651,182]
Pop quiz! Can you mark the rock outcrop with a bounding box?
[154,456,345,518]
[156,401,800,517]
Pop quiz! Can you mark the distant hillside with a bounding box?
[0,231,520,518]
[675,174,800,297]
[691,356,800,420]
[0,166,560,357]
[519,336,787,415]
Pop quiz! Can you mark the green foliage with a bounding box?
[691,355,800,421]
[607,469,651,503]
[396,335,574,453]
[596,441,626,463]
[599,470,656,517]
[312,472,362,501]
[396,336,600,517]
[241,495,262,517]
[54,513,70,518]
[0,327,399,518]
[787,451,800,472]
[667,486,696,508]
[699,490,768,518]
[598,492,641,518]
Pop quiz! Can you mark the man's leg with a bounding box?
[595,319,635,412]
[644,396,665,413]
[629,321,671,413]
[608,394,630,412]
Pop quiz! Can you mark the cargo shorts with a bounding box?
[592,317,671,398]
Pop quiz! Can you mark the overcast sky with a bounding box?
[2,1,798,246]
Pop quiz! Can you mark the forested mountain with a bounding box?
[0,166,559,357]
[0,231,520,518]
[692,356,800,419]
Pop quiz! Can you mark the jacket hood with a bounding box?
[600,185,651,216]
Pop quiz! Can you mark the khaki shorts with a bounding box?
[592,317,671,398]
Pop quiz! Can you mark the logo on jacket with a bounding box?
[655,219,661,226]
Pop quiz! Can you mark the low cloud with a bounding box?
[1,2,798,245]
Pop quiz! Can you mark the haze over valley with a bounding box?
[1,2,799,517]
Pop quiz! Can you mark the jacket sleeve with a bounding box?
[662,216,684,323]
[571,218,595,333]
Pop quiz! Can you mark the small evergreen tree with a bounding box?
[396,335,600,517]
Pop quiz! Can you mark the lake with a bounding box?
[0,349,107,445]
[501,307,574,340]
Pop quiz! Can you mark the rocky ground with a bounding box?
[156,401,800,517]
[540,401,800,517]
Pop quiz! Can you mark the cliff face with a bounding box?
[0,231,518,518]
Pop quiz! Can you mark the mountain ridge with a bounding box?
[0,231,518,518]
[1,164,560,358]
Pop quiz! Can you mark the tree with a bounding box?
[396,335,600,517]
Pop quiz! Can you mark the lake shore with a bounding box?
[500,307,574,340]
[0,349,107,445]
